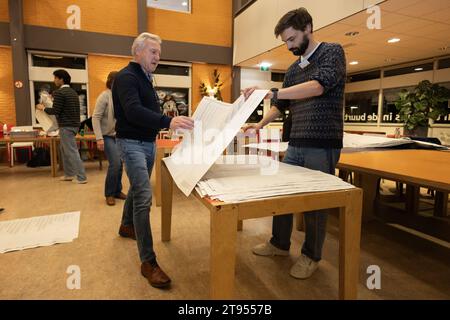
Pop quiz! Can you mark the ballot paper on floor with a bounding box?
[195,155,354,203]
[164,90,269,196]
[0,211,80,253]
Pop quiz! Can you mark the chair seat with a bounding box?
[11,142,34,148]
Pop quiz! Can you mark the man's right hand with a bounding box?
[170,116,194,131]
[242,123,262,133]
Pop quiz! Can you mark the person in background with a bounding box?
[37,69,87,184]
[243,7,346,280]
[113,32,194,289]
[92,71,126,206]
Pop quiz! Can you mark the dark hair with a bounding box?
[274,7,313,37]
[106,71,118,89]
[53,69,71,85]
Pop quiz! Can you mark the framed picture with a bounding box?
[155,87,190,117]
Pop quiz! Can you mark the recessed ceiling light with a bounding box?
[259,62,272,68]
[345,31,359,37]
[349,61,359,65]
[414,67,424,71]
[388,38,401,43]
[182,1,188,6]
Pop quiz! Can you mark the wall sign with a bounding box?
[66,5,81,30]
[14,81,23,89]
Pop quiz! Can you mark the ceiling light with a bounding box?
[388,38,401,43]
[259,62,272,71]
[414,67,424,71]
[182,1,188,6]
[349,61,359,65]
[345,31,359,37]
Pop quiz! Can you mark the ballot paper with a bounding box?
[0,211,80,253]
[343,133,413,148]
[35,109,58,133]
[243,142,289,153]
[195,155,354,203]
[164,90,269,196]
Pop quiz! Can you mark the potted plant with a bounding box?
[394,80,450,137]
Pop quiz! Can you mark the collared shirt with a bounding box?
[60,84,70,88]
[140,65,153,83]
[299,42,322,68]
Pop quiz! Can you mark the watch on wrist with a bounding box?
[270,88,279,100]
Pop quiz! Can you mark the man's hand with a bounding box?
[242,123,262,133]
[241,86,272,101]
[170,116,194,131]
[97,139,104,151]
[36,104,45,111]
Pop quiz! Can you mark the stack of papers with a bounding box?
[0,211,80,253]
[343,133,413,148]
[195,155,354,203]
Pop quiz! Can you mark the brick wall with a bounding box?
[148,0,232,47]
[0,46,16,126]
[87,54,131,115]
[23,0,137,36]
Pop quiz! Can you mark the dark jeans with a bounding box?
[59,127,86,181]
[270,146,341,262]
[103,136,123,197]
[116,138,156,264]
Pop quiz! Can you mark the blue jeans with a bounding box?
[59,127,86,181]
[116,138,156,264]
[103,136,123,197]
[270,146,341,262]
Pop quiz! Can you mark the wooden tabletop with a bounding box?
[338,149,450,191]
[156,139,181,148]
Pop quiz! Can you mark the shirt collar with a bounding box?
[300,42,322,63]
[61,84,70,88]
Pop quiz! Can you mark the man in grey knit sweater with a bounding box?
[243,8,346,279]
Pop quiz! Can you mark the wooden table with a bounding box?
[160,161,363,300]
[337,150,450,219]
[154,139,180,206]
[0,135,57,176]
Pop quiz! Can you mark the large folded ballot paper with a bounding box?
[163,91,354,200]
[164,90,269,196]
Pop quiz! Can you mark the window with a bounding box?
[154,64,190,76]
[346,70,380,83]
[438,57,450,70]
[434,82,450,124]
[384,63,433,78]
[344,91,379,123]
[147,0,190,13]
[31,54,86,69]
[271,72,285,82]
[381,86,415,123]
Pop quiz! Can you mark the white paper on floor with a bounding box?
[164,90,269,196]
[0,211,80,253]
[195,155,354,203]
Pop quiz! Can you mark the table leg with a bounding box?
[353,173,379,221]
[237,220,243,231]
[434,191,448,217]
[155,147,164,207]
[339,188,362,300]
[405,185,420,215]
[295,212,305,231]
[50,138,57,177]
[161,161,173,242]
[210,205,238,299]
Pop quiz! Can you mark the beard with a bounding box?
[290,34,310,56]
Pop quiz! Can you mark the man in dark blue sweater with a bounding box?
[113,32,194,289]
[244,8,346,279]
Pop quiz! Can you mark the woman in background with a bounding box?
[92,71,126,206]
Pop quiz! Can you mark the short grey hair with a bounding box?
[131,32,162,56]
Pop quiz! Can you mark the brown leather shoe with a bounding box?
[115,192,127,200]
[118,224,136,240]
[106,196,115,206]
[141,262,171,288]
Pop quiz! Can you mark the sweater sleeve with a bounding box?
[272,77,291,113]
[116,73,172,129]
[309,44,346,94]
[92,90,108,140]
[44,90,63,116]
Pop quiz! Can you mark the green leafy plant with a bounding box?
[395,80,450,132]
[199,69,224,101]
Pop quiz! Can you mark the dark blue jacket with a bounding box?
[112,62,172,142]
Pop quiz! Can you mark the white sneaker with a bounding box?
[60,176,74,181]
[252,241,289,257]
[290,254,318,279]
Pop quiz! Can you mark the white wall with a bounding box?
[233,0,383,65]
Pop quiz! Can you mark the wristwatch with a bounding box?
[270,88,279,100]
